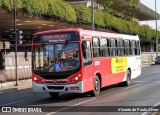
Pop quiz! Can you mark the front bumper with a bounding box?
[32,81,83,93]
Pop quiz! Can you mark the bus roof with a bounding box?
[34,28,139,40]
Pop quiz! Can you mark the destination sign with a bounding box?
[45,34,68,39]
[33,32,79,43]
[42,34,71,42]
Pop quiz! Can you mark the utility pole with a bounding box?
[155,0,158,57]
[91,0,95,30]
[13,0,18,86]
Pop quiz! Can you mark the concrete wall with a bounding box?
[141,52,159,63]
[0,52,32,82]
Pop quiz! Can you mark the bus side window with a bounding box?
[100,38,109,57]
[110,39,116,56]
[125,40,131,56]
[131,40,136,56]
[92,37,100,58]
[122,40,125,56]
[136,41,140,55]
[117,39,125,56]
[82,41,92,66]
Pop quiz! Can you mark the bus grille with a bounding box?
[40,74,69,79]
[47,86,64,90]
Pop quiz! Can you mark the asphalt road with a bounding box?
[0,65,160,115]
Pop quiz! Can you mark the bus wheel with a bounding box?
[124,70,131,86]
[91,75,100,96]
[49,92,59,98]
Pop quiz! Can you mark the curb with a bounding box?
[0,79,32,93]
[0,88,18,93]
[142,62,154,68]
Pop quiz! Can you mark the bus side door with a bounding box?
[82,40,94,92]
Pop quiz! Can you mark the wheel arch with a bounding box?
[95,72,102,88]
[127,67,131,79]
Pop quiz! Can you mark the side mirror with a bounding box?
[82,41,87,58]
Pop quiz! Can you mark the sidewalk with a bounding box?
[0,79,32,93]
[142,62,155,68]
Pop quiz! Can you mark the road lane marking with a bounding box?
[125,84,141,89]
[45,98,96,115]
[134,81,160,83]
[141,101,160,115]
[1,99,29,106]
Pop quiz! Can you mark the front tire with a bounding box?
[49,92,59,98]
[91,75,101,96]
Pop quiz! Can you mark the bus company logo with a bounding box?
[95,61,100,66]
[57,79,68,82]
[43,79,57,84]
[116,58,123,63]
[2,107,11,112]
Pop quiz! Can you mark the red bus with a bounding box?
[31,28,141,97]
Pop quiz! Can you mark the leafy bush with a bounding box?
[0,0,2,8]
[74,5,91,24]
[0,0,23,11]
[94,11,106,27]
[23,0,48,15]
[47,0,76,22]
[139,25,155,40]
[0,0,159,40]
[104,13,114,29]
[0,0,76,22]
[129,22,140,35]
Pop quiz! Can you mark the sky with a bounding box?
[140,0,160,30]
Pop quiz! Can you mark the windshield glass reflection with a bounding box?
[33,43,80,72]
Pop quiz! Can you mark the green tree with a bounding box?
[120,0,139,21]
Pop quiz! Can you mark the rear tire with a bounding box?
[91,75,100,96]
[118,69,131,87]
[49,92,59,98]
[124,70,131,86]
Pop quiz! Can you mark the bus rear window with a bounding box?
[33,32,79,43]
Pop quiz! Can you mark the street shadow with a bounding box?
[27,84,120,106]
[22,83,133,107]
[28,93,88,106]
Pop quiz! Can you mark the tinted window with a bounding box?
[110,39,117,56]
[136,41,141,55]
[125,40,131,56]
[82,41,92,66]
[33,43,80,72]
[131,40,136,55]
[117,39,125,56]
[100,38,110,57]
[93,37,100,58]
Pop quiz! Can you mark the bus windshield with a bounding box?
[33,42,80,72]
